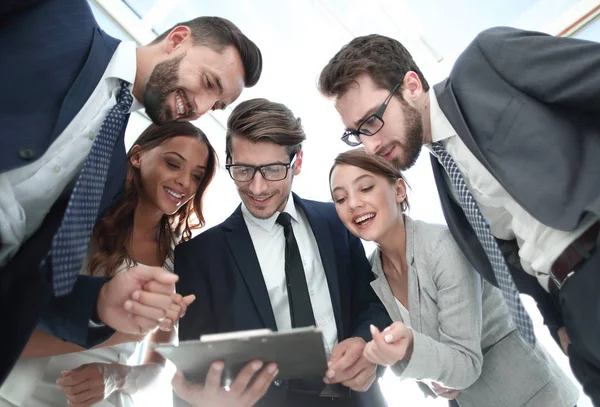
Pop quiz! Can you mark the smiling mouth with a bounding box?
[165,187,184,204]
[354,213,375,225]
[175,90,190,118]
[248,194,272,205]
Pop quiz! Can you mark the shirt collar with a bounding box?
[104,41,143,113]
[428,90,457,144]
[241,192,299,232]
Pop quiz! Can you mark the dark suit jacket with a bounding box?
[175,194,390,406]
[430,26,600,340]
[0,0,129,383]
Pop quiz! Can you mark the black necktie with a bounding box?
[276,212,316,327]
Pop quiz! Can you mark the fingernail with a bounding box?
[252,361,263,371]
[212,362,224,372]
[267,364,277,374]
[132,291,140,300]
[323,378,329,384]
[383,326,391,332]
[61,370,71,376]
[385,334,393,343]
[124,300,132,311]
[326,370,335,378]
[327,361,333,368]
[272,369,279,377]
[370,324,376,336]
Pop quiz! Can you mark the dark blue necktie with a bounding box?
[431,142,536,345]
[51,80,133,296]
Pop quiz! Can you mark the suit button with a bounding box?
[18,148,36,160]
[273,380,282,387]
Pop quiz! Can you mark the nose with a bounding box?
[193,95,219,118]
[362,133,382,155]
[347,192,364,211]
[248,171,268,195]
[175,171,192,191]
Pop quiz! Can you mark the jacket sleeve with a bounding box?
[174,240,217,341]
[391,230,484,390]
[470,26,600,111]
[0,0,47,18]
[348,231,392,343]
[37,275,114,347]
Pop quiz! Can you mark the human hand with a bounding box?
[324,337,377,392]
[57,362,131,406]
[558,327,570,355]
[159,293,196,331]
[172,360,279,407]
[363,323,414,366]
[97,265,178,335]
[431,382,461,399]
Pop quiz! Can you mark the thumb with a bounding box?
[130,266,179,284]
[182,294,196,306]
[383,322,409,344]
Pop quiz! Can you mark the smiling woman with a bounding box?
[328,148,579,407]
[0,122,218,407]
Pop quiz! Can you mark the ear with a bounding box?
[129,145,143,169]
[395,177,407,204]
[164,25,193,54]
[401,71,424,102]
[293,150,303,176]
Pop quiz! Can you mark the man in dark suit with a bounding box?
[0,0,262,385]
[175,98,391,407]
[319,28,600,403]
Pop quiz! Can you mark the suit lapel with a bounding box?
[51,30,120,141]
[433,79,493,175]
[403,217,423,333]
[222,207,278,331]
[295,196,343,339]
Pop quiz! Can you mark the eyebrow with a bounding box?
[348,104,380,130]
[164,151,207,170]
[331,174,374,194]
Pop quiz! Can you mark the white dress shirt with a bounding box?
[241,195,338,356]
[426,91,596,291]
[0,42,143,266]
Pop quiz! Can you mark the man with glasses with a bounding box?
[318,29,600,404]
[174,98,390,407]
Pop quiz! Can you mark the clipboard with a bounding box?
[154,326,327,386]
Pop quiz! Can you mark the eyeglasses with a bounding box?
[226,154,297,182]
[341,82,401,147]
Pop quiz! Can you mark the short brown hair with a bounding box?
[329,148,409,211]
[225,98,306,160]
[318,34,429,99]
[152,16,262,87]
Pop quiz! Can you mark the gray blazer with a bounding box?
[370,217,578,407]
[430,26,600,336]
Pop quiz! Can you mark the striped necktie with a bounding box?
[51,80,133,296]
[431,141,535,345]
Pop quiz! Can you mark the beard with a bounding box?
[387,100,424,171]
[143,53,187,125]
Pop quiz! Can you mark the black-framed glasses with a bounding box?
[226,154,297,182]
[341,81,401,147]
